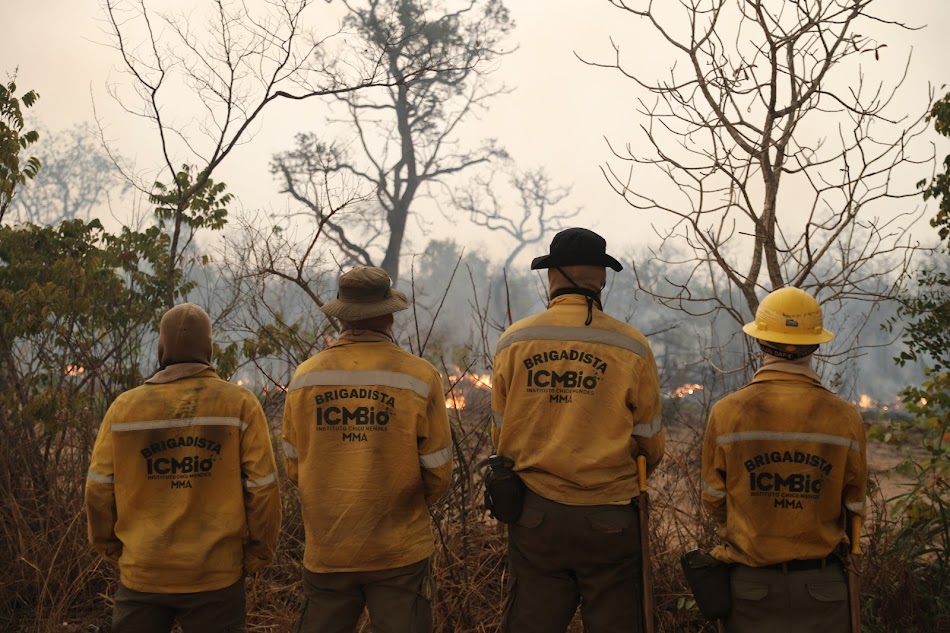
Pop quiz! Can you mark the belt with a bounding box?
[762,555,840,572]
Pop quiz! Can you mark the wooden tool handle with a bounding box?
[636,454,654,633]
[848,513,863,633]
[851,514,862,555]
[637,455,648,493]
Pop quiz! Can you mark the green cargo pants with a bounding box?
[112,576,246,633]
[724,560,849,633]
[296,557,432,633]
[502,490,644,633]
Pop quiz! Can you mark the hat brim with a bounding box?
[742,322,834,345]
[320,289,410,321]
[530,253,623,272]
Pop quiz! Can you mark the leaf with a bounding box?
[895,460,917,478]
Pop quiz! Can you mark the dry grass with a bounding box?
[0,393,945,632]
[0,424,112,632]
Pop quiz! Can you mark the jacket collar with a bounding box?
[754,353,821,382]
[548,294,604,311]
[145,363,216,384]
[333,329,397,346]
[751,365,825,389]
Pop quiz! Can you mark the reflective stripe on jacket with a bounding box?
[701,369,867,567]
[282,338,452,573]
[84,368,281,592]
[491,294,665,505]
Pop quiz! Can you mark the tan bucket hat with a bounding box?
[320,266,409,321]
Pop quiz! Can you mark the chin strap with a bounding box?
[552,267,603,326]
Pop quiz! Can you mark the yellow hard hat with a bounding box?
[742,287,834,346]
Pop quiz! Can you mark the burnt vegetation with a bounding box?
[0,248,945,632]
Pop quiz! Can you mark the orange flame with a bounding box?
[469,373,493,389]
[445,394,467,409]
[674,383,703,398]
[852,394,906,411]
[447,366,492,390]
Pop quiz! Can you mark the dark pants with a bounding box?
[502,490,644,633]
[724,561,849,633]
[112,577,246,633]
[296,558,432,633]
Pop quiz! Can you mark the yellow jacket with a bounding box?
[85,367,281,593]
[491,295,665,505]
[701,366,867,567]
[281,333,452,573]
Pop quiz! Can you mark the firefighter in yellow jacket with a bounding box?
[492,228,665,633]
[282,266,452,633]
[85,303,281,633]
[701,287,867,633]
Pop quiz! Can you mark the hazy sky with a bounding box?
[2,0,949,267]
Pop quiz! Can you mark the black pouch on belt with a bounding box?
[680,549,732,619]
[482,454,525,524]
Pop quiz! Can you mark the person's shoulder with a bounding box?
[816,388,863,418]
[290,350,328,377]
[583,313,653,363]
[178,375,264,411]
[596,312,649,344]
[210,376,260,399]
[109,383,148,407]
[392,347,442,382]
[710,383,758,410]
[495,311,549,351]
[502,312,544,336]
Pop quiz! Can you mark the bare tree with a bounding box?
[272,0,513,282]
[98,0,457,306]
[228,179,367,332]
[452,163,580,271]
[211,156,371,382]
[212,216,340,387]
[8,123,127,226]
[582,0,933,361]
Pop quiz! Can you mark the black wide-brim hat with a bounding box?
[530,227,623,272]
